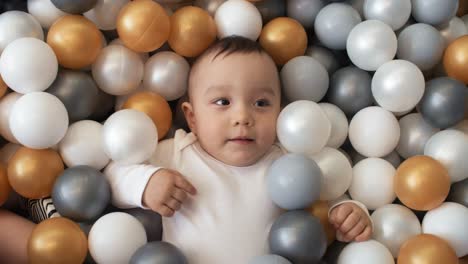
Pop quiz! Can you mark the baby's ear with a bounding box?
[181,102,197,134]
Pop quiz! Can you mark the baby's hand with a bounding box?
[328,202,372,242]
[142,169,197,217]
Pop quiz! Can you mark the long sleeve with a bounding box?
[103,137,177,209]
[104,162,161,208]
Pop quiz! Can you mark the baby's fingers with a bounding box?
[330,204,353,227]
[342,221,366,242]
[165,198,182,212]
[172,188,188,203]
[175,174,197,195]
[355,226,372,242]
[338,212,361,234]
[158,204,175,217]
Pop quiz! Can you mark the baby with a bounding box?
[105,36,372,263]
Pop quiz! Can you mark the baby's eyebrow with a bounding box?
[204,85,230,95]
[256,87,276,97]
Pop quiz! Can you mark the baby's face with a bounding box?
[183,52,281,167]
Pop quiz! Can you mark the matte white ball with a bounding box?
[277,100,331,155]
[88,212,147,264]
[215,0,262,40]
[9,92,69,149]
[0,10,43,53]
[59,120,110,170]
[103,109,158,165]
[27,0,68,29]
[338,240,394,264]
[349,158,396,210]
[349,106,400,157]
[0,92,22,143]
[0,38,58,93]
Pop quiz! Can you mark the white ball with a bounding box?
[215,0,262,40]
[319,103,348,148]
[59,120,110,170]
[346,20,397,71]
[338,240,394,264]
[371,204,421,258]
[349,106,400,157]
[142,51,189,101]
[88,212,147,264]
[277,100,331,155]
[27,0,68,29]
[422,202,468,257]
[9,92,68,149]
[0,11,43,52]
[0,38,58,93]
[424,130,468,183]
[103,109,158,165]
[372,60,425,112]
[0,92,22,143]
[349,158,396,210]
[92,45,143,96]
[310,147,352,201]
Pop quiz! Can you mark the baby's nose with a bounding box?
[232,107,254,126]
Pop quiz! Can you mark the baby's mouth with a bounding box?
[228,137,255,144]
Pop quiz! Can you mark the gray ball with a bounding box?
[287,0,325,29]
[314,3,361,50]
[326,66,373,117]
[419,77,466,129]
[51,0,97,14]
[397,23,445,71]
[411,0,458,26]
[269,210,327,264]
[52,165,110,222]
[255,0,286,23]
[46,69,99,122]
[130,241,188,264]
[305,45,340,75]
[448,178,468,207]
[249,254,292,264]
[396,113,439,159]
[267,153,322,210]
[123,208,163,242]
[88,89,116,122]
[281,56,329,102]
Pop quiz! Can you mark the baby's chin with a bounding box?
[219,151,268,167]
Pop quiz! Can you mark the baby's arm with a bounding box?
[105,163,197,217]
[0,209,35,264]
[104,135,197,217]
[327,196,373,242]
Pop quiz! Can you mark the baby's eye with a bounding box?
[255,99,270,107]
[214,98,230,106]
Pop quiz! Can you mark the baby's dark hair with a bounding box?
[187,36,276,101]
[206,35,265,60]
